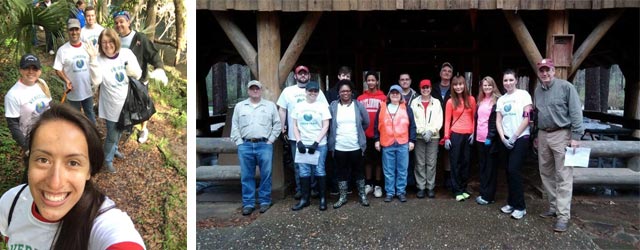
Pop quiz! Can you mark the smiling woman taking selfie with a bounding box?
[0,104,145,250]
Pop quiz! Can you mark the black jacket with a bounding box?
[474,103,499,153]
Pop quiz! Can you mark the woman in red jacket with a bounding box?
[443,76,476,201]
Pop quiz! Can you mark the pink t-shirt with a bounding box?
[476,98,492,142]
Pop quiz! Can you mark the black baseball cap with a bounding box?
[20,54,41,70]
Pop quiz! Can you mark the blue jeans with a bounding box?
[238,141,273,208]
[382,143,409,196]
[298,145,327,177]
[68,97,96,124]
[289,140,317,193]
[104,120,123,163]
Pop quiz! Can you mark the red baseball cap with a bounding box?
[537,58,554,70]
[420,79,432,88]
[295,65,309,74]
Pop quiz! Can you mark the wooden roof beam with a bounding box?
[570,9,624,76]
[278,12,323,83]
[213,11,258,77]
[503,10,543,74]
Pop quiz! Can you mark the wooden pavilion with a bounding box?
[195,0,640,198]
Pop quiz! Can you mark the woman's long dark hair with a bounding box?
[450,75,471,109]
[23,104,106,250]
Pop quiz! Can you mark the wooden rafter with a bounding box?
[278,12,323,84]
[212,11,259,77]
[503,10,543,74]
[570,9,624,76]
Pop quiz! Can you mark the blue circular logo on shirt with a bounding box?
[75,59,85,69]
[115,72,125,82]
[303,114,313,121]
[35,101,47,113]
[504,104,512,112]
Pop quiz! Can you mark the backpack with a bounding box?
[117,77,156,131]
[7,184,28,228]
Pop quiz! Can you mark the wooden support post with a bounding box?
[503,10,542,74]
[213,11,259,78]
[570,9,624,77]
[257,12,281,102]
[546,10,569,79]
[256,12,286,199]
[278,12,322,84]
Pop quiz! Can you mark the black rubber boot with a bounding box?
[333,181,348,209]
[292,177,310,211]
[356,179,370,206]
[318,176,327,211]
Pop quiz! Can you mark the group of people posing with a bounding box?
[232,59,583,233]
[1,8,171,249]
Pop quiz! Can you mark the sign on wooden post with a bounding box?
[552,34,574,67]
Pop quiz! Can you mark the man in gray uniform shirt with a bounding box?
[533,58,583,232]
[231,80,282,216]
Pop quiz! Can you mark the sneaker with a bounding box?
[242,206,254,216]
[259,204,271,213]
[114,150,125,159]
[500,205,514,214]
[364,185,373,195]
[104,162,116,173]
[384,195,393,202]
[511,209,527,220]
[373,186,383,198]
[539,210,557,219]
[138,128,149,143]
[398,194,407,202]
[475,196,492,205]
[553,219,569,232]
[455,194,465,201]
[48,50,54,55]
[462,192,471,200]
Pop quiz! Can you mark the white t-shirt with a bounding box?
[3,80,52,136]
[291,101,331,146]
[53,42,92,101]
[276,84,327,140]
[0,185,146,250]
[90,48,142,122]
[496,89,532,138]
[81,24,105,46]
[119,31,136,49]
[335,103,359,151]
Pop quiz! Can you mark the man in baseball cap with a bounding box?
[537,58,554,70]
[68,18,81,30]
[295,65,309,74]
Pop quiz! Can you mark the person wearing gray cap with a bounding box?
[534,58,583,232]
[54,18,95,124]
[290,81,332,211]
[374,84,417,203]
[4,53,52,150]
[230,80,282,216]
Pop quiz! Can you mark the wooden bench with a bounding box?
[572,141,640,185]
[196,137,260,181]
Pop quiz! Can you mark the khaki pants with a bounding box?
[537,129,573,221]
[414,139,439,190]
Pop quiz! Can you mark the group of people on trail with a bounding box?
[233,59,583,234]
[1,7,173,249]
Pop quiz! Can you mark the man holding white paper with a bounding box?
[533,58,584,232]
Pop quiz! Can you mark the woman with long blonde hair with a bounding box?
[473,76,502,205]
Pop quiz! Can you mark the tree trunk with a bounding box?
[599,66,610,113]
[585,67,600,111]
[146,0,158,39]
[173,0,186,66]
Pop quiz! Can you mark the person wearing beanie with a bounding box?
[374,84,416,203]
[113,10,168,144]
[410,79,443,199]
[357,71,386,198]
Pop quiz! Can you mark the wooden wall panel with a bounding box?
[196,0,640,10]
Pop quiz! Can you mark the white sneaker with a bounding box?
[48,50,54,55]
[364,185,373,195]
[373,186,383,198]
[500,205,514,214]
[511,209,527,220]
[138,128,149,143]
